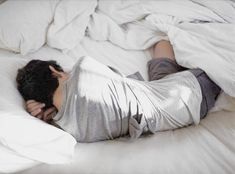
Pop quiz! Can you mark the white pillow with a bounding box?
[0,49,77,173]
[0,0,58,55]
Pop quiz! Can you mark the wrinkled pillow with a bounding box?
[0,49,77,173]
[0,0,58,55]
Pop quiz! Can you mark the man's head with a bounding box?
[16,60,64,108]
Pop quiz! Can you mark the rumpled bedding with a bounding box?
[47,0,235,97]
[1,0,235,173]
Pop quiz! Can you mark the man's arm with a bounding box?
[152,40,175,61]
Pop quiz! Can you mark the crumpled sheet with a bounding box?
[47,0,235,97]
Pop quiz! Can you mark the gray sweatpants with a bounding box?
[148,58,221,118]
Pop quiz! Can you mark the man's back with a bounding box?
[53,56,202,142]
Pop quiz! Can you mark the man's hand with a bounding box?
[26,100,57,122]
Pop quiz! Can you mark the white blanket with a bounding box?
[47,0,235,97]
[88,1,235,97]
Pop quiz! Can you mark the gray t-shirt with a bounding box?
[53,56,202,142]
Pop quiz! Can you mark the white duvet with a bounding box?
[46,0,235,96]
[85,1,235,97]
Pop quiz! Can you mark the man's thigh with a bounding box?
[147,58,185,81]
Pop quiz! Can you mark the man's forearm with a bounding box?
[152,40,175,61]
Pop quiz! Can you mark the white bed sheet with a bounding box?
[14,38,235,174]
[16,110,235,174]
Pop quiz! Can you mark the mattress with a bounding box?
[15,37,235,174]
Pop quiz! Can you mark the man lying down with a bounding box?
[16,40,221,143]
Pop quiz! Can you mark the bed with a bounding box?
[0,0,234,174]
[16,39,235,174]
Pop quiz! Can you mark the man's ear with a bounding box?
[49,65,62,78]
[49,65,58,73]
[49,65,68,81]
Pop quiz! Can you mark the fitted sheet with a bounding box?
[17,110,235,174]
[15,38,235,174]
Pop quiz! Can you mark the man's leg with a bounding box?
[148,40,185,81]
[148,41,221,118]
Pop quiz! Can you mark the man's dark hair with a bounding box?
[16,60,64,108]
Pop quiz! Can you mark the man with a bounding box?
[16,40,221,142]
